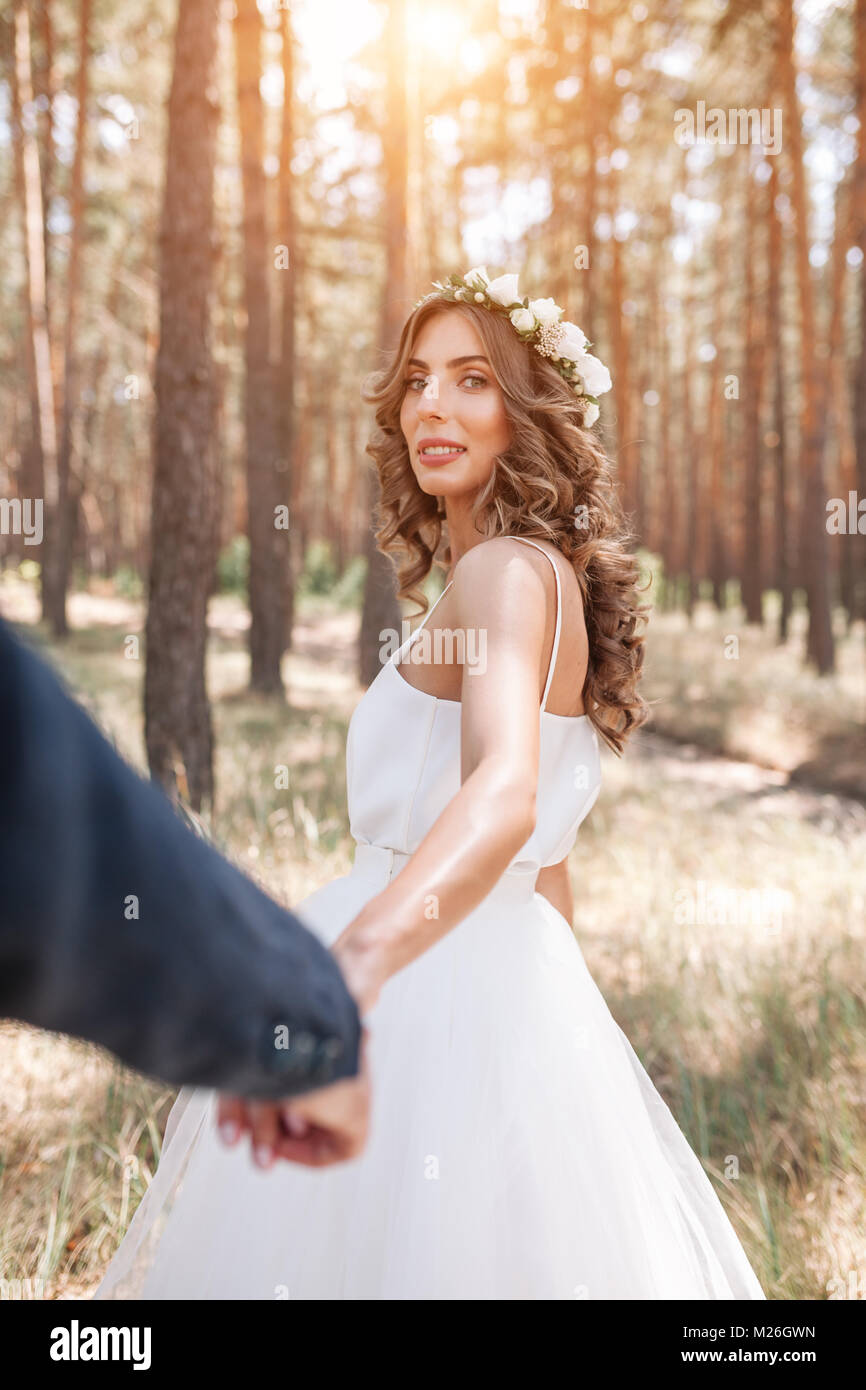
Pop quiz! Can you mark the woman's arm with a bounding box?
[332,538,555,1013]
[535,858,574,924]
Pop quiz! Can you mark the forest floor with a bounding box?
[0,574,864,1302]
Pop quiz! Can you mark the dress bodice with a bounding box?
[346,538,601,879]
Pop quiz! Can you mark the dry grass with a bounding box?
[0,571,863,1301]
[642,596,866,798]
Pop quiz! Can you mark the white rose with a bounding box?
[486,273,520,307]
[582,401,600,428]
[464,266,489,290]
[528,297,562,326]
[509,307,536,332]
[574,352,612,396]
[558,321,588,361]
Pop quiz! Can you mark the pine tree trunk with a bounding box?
[766,155,792,641]
[277,5,298,650]
[682,284,698,618]
[6,9,44,550]
[742,160,766,625]
[851,0,866,620]
[781,0,835,672]
[707,220,727,608]
[580,4,597,331]
[42,0,91,638]
[358,0,404,687]
[292,387,311,587]
[13,0,58,606]
[144,0,220,811]
[609,164,634,524]
[79,267,122,575]
[827,176,859,621]
[325,412,344,573]
[235,0,286,693]
[33,0,55,328]
[345,399,364,560]
[654,279,675,599]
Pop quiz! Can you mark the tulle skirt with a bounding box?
[95,847,766,1300]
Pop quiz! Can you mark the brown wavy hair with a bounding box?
[361,297,649,754]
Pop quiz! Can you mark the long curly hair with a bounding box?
[361,297,649,754]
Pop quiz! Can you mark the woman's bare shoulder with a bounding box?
[451,535,578,615]
[451,535,561,585]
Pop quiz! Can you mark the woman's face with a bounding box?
[399,311,512,503]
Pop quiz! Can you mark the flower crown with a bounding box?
[413,267,612,427]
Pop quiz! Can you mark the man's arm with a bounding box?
[0,619,361,1099]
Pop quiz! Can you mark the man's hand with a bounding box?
[216,1028,371,1169]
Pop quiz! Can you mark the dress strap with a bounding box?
[503,537,563,713]
[405,542,563,710]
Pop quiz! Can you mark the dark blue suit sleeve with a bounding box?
[0,620,361,1098]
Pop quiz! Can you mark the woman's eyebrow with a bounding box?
[407,355,491,369]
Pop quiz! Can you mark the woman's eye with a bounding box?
[404,373,487,392]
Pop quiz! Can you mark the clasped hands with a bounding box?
[216,922,387,1169]
[217,1025,371,1169]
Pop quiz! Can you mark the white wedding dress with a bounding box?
[96,538,766,1300]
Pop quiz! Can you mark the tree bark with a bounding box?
[358,0,405,688]
[780,0,834,672]
[13,0,58,600]
[144,0,220,811]
[609,163,634,525]
[33,0,55,324]
[579,3,597,332]
[851,0,866,619]
[707,214,728,609]
[742,159,766,625]
[766,154,792,641]
[826,175,859,621]
[235,0,286,693]
[277,4,298,649]
[42,0,91,638]
[681,283,697,618]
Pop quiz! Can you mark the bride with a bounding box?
[96,268,766,1300]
